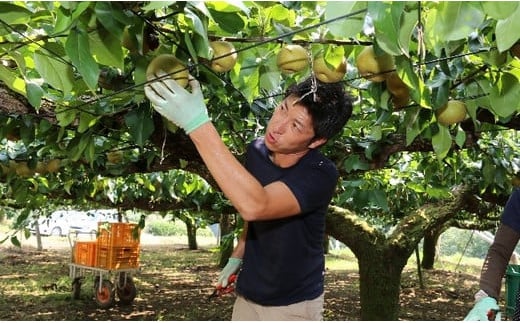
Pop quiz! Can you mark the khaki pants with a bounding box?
[231,293,324,321]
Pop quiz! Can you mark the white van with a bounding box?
[27,209,120,236]
[76,209,120,234]
[28,210,87,236]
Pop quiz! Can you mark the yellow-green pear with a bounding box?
[146,54,189,88]
[210,41,237,73]
[436,100,467,126]
[312,55,347,83]
[356,46,395,82]
[276,44,309,74]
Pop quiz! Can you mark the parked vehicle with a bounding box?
[76,209,120,234]
[27,209,121,236]
[28,210,86,237]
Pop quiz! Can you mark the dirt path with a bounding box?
[0,230,485,320]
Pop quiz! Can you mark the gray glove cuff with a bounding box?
[474,289,489,302]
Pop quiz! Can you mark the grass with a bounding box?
[1,219,484,276]
[0,220,488,321]
[324,245,483,277]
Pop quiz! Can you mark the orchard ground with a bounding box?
[0,224,511,321]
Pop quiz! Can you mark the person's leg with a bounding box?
[258,293,324,321]
[233,293,324,321]
[231,295,261,320]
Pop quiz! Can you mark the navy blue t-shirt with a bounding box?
[235,138,339,306]
[502,188,520,233]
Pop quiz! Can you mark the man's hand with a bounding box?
[144,71,210,134]
[217,257,242,288]
[464,296,501,321]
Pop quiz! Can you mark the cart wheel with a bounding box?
[116,273,137,305]
[94,279,115,309]
[72,277,82,300]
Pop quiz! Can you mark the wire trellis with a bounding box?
[0,5,510,126]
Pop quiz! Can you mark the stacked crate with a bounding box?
[96,222,141,270]
[72,222,140,269]
[74,241,98,266]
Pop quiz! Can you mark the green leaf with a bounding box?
[481,1,518,20]
[343,154,369,172]
[69,2,91,21]
[259,71,280,93]
[208,10,245,34]
[26,81,44,108]
[78,112,100,133]
[489,72,520,118]
[0,3,32,25]
[432,126,452,161]
[10,235,21,248]
[39,119,53,134]
[124,106,154,147]
[369,189,389,211]
[133,56,149,93]
[454,127,466,148]
[324,46,345,67]
[397,58,431,109]
[55,106,78,127]
[404,107,423,145]
[325,2,365,39]
[399,9,419,56]
[184,32,199,62]
[54,6,72,34]
[369,1,405,56]
[270,4,294,23]
[482,158,496,184]
[370,125,382,141]
[89,29,124,70]
[207,1,250,14]
[34,51,74,95]
[65,28,100,91]
[433,2,485,41]
[0,65,26,95]
[143,1,176,11]
[185,7,209,41]
[94,2,131,40]
[87,138,97,168]
[495,5,520,53]
[68,133,91,161]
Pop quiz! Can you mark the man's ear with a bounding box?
[308,137,327,149]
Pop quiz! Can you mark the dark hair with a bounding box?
[285,77,353,140]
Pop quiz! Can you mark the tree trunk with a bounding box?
[218,213,234,268]
[185,220,198,250]
[323,233,330,254]
[326,189,469,320]
[35,221,43,251]
[357,249,409,320]
[326,206,416,320]
[421,228,443,269]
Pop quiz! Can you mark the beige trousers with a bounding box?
[231,293,324,321]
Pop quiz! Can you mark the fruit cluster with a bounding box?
[145,41,238,87]
[276,44,346,83]
[145,41,475,127]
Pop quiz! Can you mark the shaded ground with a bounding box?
[0,236,500,321]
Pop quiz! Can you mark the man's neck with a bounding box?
[269,149,310,168]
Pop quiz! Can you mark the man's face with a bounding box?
[264,95,319,154]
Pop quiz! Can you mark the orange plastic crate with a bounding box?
[97,222,140,248]
[96,246,140,270]
[74,241,97,267]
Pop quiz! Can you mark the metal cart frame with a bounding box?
[68,230,139,308]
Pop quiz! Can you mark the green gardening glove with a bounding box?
[144,71,210,134]
[464,296,501,321]
[217,257,242,288]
